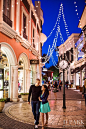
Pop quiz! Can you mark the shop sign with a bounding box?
[30,60,39,64]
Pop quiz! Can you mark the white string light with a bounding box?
[74,1,82,28]
[40,6,62,60]
[40,2,80,67]
[45,3,63,41]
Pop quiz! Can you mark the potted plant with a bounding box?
[20,93,29,102]
[0,98,6,112]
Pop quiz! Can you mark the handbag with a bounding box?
[52,88,57,93]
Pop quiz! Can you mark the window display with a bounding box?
[0,80,3,89]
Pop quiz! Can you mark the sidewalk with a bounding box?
[0,88,86,129]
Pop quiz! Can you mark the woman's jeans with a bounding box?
[31,101,40,125]
[84,94,86,106]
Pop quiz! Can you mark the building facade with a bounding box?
[58,6,86,88]
[0,0,46,101]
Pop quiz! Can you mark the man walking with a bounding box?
[28,79,41,128]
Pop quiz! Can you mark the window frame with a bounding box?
[21,6,28,39]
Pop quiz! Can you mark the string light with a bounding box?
[45,3,63,41]
[39,4,62,62]
[39,2,79,66]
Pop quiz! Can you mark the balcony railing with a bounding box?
[23,32,28,40]
[3,13,12,27]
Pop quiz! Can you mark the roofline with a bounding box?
[78,5,86,28]
[58,33,79,49]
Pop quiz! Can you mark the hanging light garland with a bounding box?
[40,2,81,66]
[46,3,63,40]
[40,5,62,61]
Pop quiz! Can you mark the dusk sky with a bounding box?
[32,0,85,68]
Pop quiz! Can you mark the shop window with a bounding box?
[23,13,27,39]
[3,0,12,27]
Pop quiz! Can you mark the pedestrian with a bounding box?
[18,81,21,92]
[28,78,41,128]
[82,79,86,107]
[48,81,51,91]
[66,80,69,89]
[39,85,51,129]
[53,81,58,100]
[59,80,62,91]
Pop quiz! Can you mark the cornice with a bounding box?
[74,57,85,67]
[0,21,40,58]
[0,22,17,39]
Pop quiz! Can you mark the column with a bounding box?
[16,0,20,34]
[23,64,25,93]
[74,73,76,88]
[11,0,15,29]
[13,66,18,102]
[68,67,71,84]
[76,73,79,86]
[85,66,86,79]
[25,69,30,92]
[80,70,82,87]
[29,5,31,44]
[10,65,14,101]
[0,0,3,22]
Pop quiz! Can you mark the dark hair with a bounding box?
[36,78,40,82]
[43,85,49,95]
[55,81,57,85]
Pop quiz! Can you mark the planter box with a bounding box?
[0,102,5,112]
[76,86,79,90]
[21,95,28,102]
[79,87,83,92]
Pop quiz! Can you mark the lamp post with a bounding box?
[63,68,66,109]
[59,59,68,109]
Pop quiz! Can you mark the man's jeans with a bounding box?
[31,101,40,125]
[84,94,86,106]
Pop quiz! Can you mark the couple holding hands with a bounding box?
[28,78,51,129]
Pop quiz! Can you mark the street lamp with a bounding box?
[59,60,68,109]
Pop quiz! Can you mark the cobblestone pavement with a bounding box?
[0,88,86,129]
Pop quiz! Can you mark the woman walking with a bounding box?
[39,85,51,129]
[53,81,58,100]
[82,79,86,107]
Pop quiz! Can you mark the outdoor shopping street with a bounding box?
[0,88,86,129]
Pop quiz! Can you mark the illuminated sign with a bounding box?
[30,60,39,64]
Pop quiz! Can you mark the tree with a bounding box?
[48,65,59,78]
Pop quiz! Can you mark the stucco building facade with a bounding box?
[0,0,46,101]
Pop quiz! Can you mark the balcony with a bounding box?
[3,13,12,27]
[23,32,27,40]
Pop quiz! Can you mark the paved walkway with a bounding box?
[0,88,86,129]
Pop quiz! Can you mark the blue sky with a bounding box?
[32,0,85,68]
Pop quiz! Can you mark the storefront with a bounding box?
[30,60,40,85]
[0,64,4,99]
[0,0,46,101]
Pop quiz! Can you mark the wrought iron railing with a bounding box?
[3,13,12,27]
